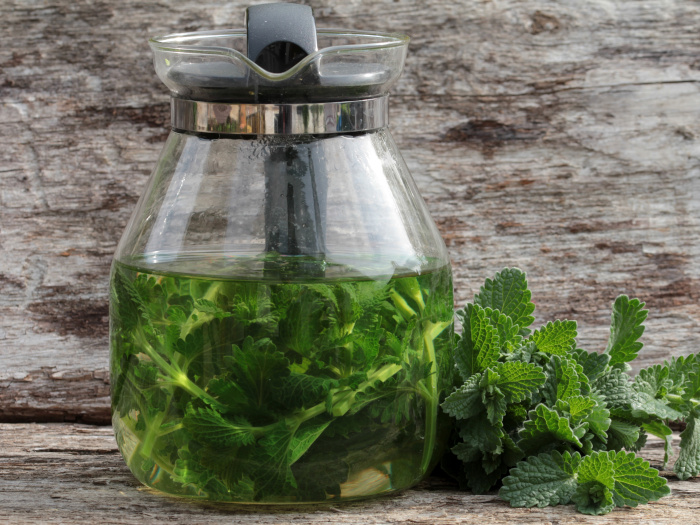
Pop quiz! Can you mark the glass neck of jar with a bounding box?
[170,96,389,135]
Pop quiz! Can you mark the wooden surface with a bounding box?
[2,0,700,521]
[2,423,699,524]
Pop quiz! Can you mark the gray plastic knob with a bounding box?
[246,3,318,73]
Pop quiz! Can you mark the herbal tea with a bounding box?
[110,258,453,502]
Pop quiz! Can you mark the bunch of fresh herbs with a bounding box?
[441,267,700,515]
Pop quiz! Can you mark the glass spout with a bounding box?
[149,29,408,103]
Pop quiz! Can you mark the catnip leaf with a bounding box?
[570,348,610,383]
[493,361,546,403]
[675,413,700,480]
[591,367,635,409]
[183,406,257,447]
[226,336,290,407]
[500,450,581,508]
[643,421,673,465]
[629,389,684,421]
[288,420,332,465]
[531,320,578,356]
[455,414,504,458]
[608,450,670,508]
[454,304,500,380]
[484,388,507,427]
[519,404,584,454]
[441,374,483,420]
[586,402,612,442]
[272,373,340,410]
[474,268,535,336]
[484,307,522,350]
[605,296,647,367]
[556,395,596,423]
[607,418,642,451]
[572,451,616,515]
[252,422,298,499]
[543,355,585,405]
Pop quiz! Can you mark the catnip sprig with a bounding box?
[442,268,700,515]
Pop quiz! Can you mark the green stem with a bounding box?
[417,319,451,476]
[179,282,225,339]
[666,394,700,408]
[134,327,225,411]
[419,323,439,477]
[391,291,418,320]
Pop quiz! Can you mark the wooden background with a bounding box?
[2,0,700,521]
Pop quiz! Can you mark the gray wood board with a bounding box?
[2,0,700,422]
[0,423,696,524]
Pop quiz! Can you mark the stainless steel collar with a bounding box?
[171,96,388,135]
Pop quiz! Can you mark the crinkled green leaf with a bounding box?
[643,421,673,465]
[455,414,504,458]
[591,367,635,409]
[629,390,684,421]
[531,320,578,356]
[543,355,586,405]
[675,413,700,480]
[586,403,611,442]
[572,452,615,515]
[608,450,669,507]
[484,307,522,349]
[474,268,535,336]
[519,404,584,454]
[607,418,642,451]
[500,450,581,508]
[493,361,546,404]
[605,296,647,367]
[441,374,483,420]
[556,395,595,423]
[570,348,610,383]
[288,419,332,465]
[454,304,500,380]
[182,406,258,447]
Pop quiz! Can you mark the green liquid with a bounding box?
[110,258,453,503]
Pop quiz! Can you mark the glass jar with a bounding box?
[110,4,453,503]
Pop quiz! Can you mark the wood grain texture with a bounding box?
[2,0,700,422]
[0,423,697,523]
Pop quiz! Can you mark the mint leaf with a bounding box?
[454,304,500,380]
[605,295,648,367]
[531,320,577,356]
[675,413,700,480]
[500,451,581,508]
[474,268,535,336]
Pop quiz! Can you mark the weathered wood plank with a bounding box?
[0,423,697,523]
[2,0,700,421]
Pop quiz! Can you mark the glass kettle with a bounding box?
[110,3,454,503]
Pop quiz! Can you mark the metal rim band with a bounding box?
[171,96,389,135]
